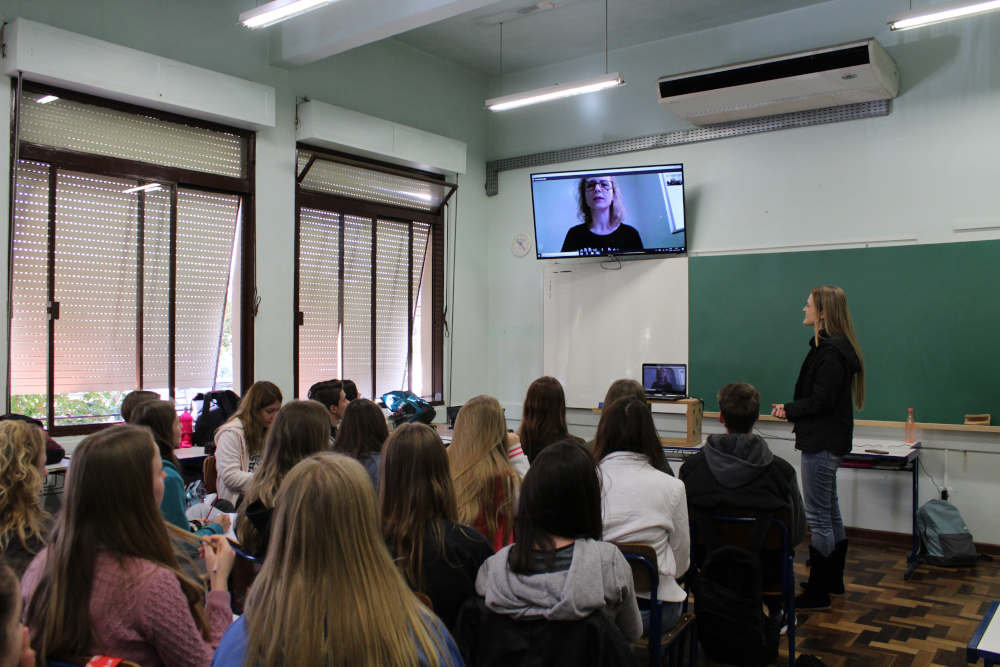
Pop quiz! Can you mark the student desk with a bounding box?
[661,439,922,580]
[969,600,1000,666]
[43,457,70,495]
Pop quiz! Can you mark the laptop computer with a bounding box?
[642,363,688,400]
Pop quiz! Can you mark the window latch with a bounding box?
[47,301,60,320]
[296,311,304,326]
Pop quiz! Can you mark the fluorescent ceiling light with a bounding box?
[888,0,1000,30]
[36,95,59,104]
[240,0,342,29]
[122,183,163,194]
[486,72,624,112]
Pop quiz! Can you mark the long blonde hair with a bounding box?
[26,426,211,660]
[236,400,331,555]
[222,381,282,457]
[448,396,519,546]
[0,421,48,553]
[244,453,452,667]
[812,285,866,409]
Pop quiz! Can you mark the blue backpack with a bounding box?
[917,499,977,567]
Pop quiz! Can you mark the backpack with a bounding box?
[192,390,240,448]
[692,509,780,667]
[917,499,977,567]
[380,390,436,425]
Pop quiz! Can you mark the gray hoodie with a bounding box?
[475,539,643,642]
[703,433,807,546]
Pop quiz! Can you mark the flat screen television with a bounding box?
[530,164,685,259]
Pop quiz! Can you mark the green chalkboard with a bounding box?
[689,240,1000,424]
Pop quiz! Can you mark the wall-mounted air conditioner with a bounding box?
[657,39,898,126]
[3,19,275,130]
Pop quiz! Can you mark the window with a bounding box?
[294,149,451,402]
[8,84,255,433]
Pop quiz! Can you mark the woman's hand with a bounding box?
[211,513,232,532]
[771,404,787,420]
[200,535,236,591]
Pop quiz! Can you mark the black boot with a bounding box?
[795,546,832,611]
[828,539,848,597]
[800,539,848,597]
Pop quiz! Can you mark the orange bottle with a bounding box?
[904,408,917,444]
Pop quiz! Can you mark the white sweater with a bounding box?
[214,420,254,504]
[598,451,690,603]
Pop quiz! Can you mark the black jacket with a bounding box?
[454,596,635,667]
[784,332,861,456]
[244,500,274,559]
[387,520,494,631]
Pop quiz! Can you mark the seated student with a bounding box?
[517,377,584,463]
[307,379,350,441]
[212,452,463,667]
[0,422,50,579]
[584,379,647,451]
[679,383,806,621]
[0,415,64,466]
[0,562,35,667]
[333,398,388,491]
[343,378,359,402]
[449,396,521,552]
[120,390,161,424]
[594,397,689,633]
[475,441,642,642]
[235,400,331,558]
[214,381,282,506]
[23,425,235,667]
[381,423,494,630]
[131,400,231,539]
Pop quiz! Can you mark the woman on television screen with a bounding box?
[560,176,644,254]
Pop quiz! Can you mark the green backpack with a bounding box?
[917,499,977,567]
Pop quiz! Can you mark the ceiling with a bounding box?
[393,0,837,77]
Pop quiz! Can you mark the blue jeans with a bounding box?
[800,450,846,557]
[640,600,683,635]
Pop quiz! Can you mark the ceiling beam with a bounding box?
[271,0,504,67]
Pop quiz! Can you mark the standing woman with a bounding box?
[449,396,520,552]
[517,376,583,463]
[214,381,282,506]
[772,285,864,612]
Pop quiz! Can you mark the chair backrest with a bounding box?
[203,456,218,495]
[615,542,658,594]
[694,508,789,552]
[454,596,634,667]
[415,592,434,610]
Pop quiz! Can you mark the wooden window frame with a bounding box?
[293,145,448,404]
[7,81,257,435]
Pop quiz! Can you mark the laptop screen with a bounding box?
[642,364,687,396]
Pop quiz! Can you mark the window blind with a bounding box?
[297,152,449,212]
[298,208,342,399]
[9,162,52,397]
[52,170,138,395]
[342,215,374,400]
[141,189,172,391]
[175,190,240,389]
[20,91,245,178]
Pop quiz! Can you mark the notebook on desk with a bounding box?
[642,363,688,400]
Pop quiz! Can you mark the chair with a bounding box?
[691,509,796,667]
[415,591,434,610]
[617,543,697,667]
[453,596,635,667]
[202,456,218,495]
[229,541,264,614]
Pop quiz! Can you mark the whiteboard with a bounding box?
[543,257,688,409]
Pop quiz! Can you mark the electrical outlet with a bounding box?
[941,486,954,500]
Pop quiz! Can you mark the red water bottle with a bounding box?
[179,408,194,447]
[904,408,916,445]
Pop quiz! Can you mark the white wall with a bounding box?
[0,0,494,410]
[485,0,1000,542]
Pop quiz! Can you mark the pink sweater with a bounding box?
[22,549,232,667]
